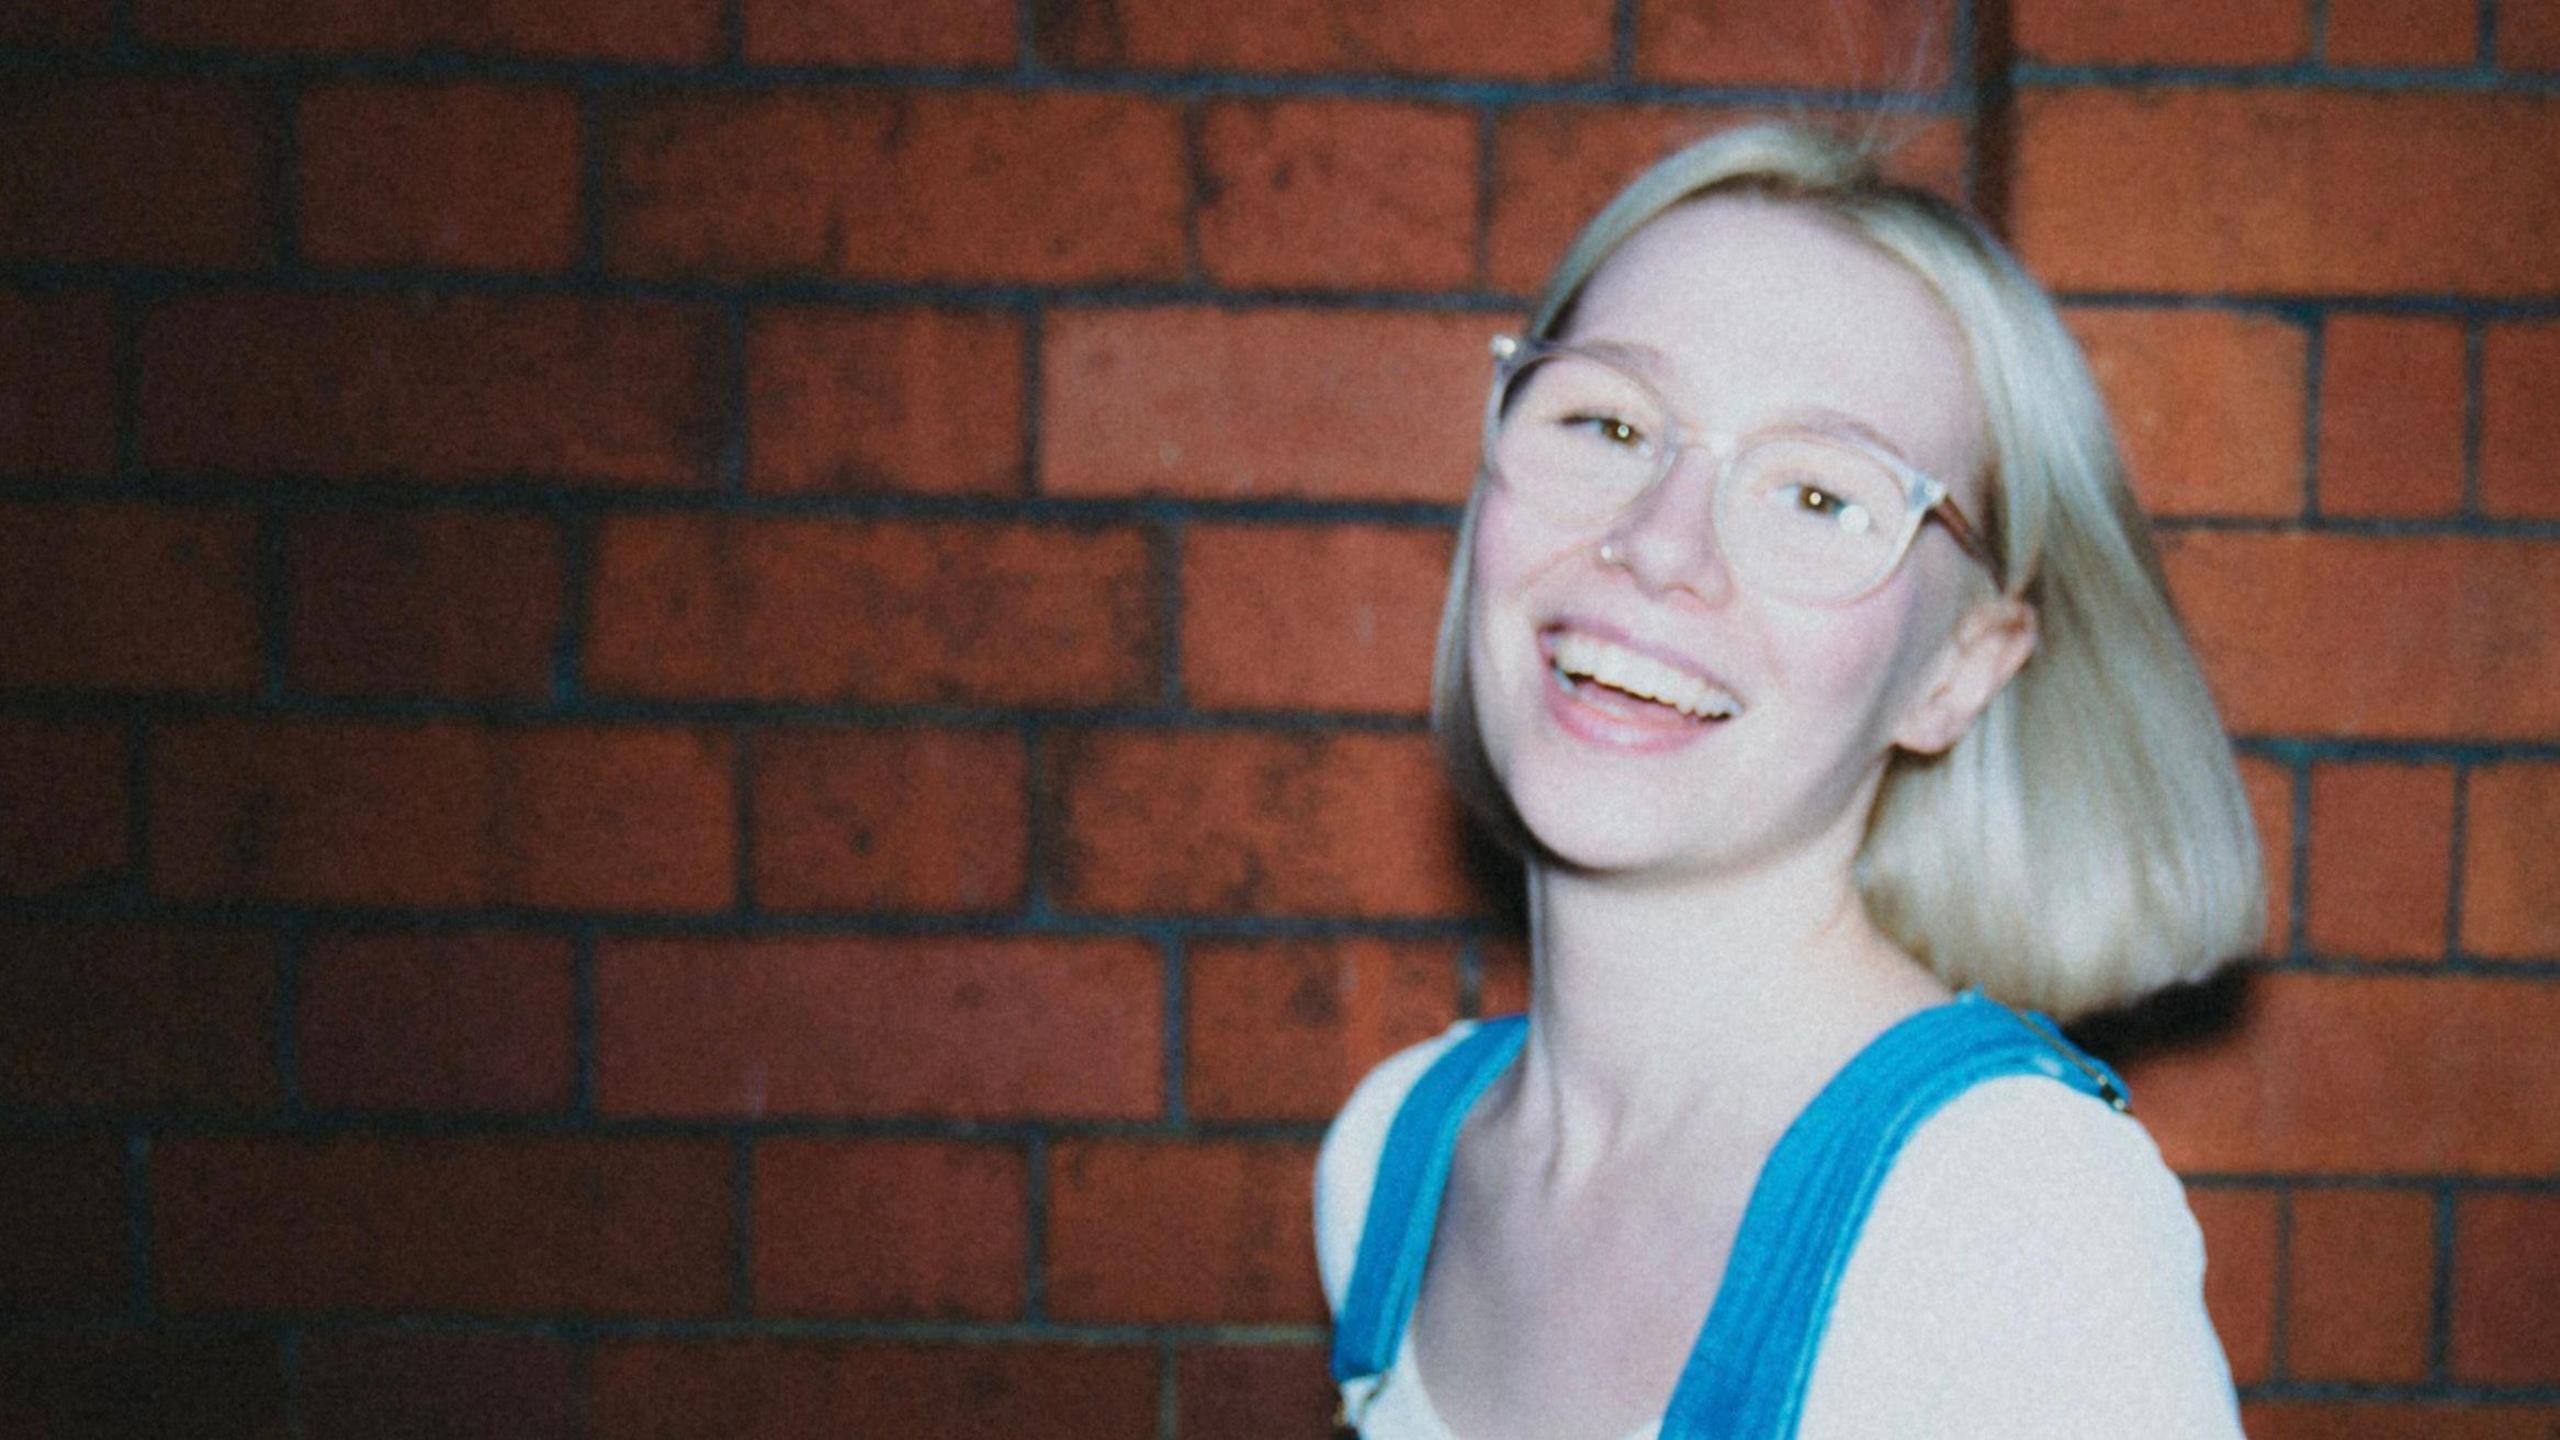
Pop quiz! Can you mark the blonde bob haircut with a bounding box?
[1431,119,2264,1022]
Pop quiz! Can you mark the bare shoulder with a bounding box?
[1800,1075,2245,1440]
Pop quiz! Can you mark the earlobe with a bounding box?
[1894,597,2039,756]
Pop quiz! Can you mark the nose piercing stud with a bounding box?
[1599,541,1626,569]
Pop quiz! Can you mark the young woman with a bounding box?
[1315,122,2261,1439]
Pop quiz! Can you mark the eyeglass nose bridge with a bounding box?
[1593,430,1754,585]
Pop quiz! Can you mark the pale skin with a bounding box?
[1409,196,2041,1439]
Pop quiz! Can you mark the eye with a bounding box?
[1782,483,1874,534]
[1561,412,1649,449]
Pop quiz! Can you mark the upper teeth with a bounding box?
[1551,632,1741,720]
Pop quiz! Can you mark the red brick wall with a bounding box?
[1,1,2554,1435]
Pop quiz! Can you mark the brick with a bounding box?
[2481,321,2560,518]
[2067,307,2305,517]
[0,289,114,478]
[752,1138,1026,1318]
[135,0,721,61]
[1182,522,1453,713]
[0,502,259,694]
[2245,1402,2560,1440]
[1637,0,1953,86]
[2117,973,2560,1174]
[747,307,1024,496]
[2304,764,2454,959]
[0,0,110,44]
[154,1135,730,1313]
[0,77,270,267]
[743,0,1014,64]
[1042,308,1497,502]
[2503,0,2560,70]
[2237,753,2294,956]
[1480,936,1531,1014]
[749,727,1028,912]
[296,930,577,1112]
[1185,937,1459,1120]
[2013,0,2306,62]
[588,1341,1158,1440]
[594,936,1162,1119]
[153,718,491,906]
[1198,98,1478,290]
[1047,1139,1322,1322]
[302,1332,576,1440]
[2326,0,2477,65]
[607,89,1185,283]
[0,1137,125,1308]
[0,922,276,1109]
[2462,762,2560,958]
[2317,315,2466,517]
[150,719,737,910]
[2015,90,2560,294]
[2158,532,2560,740]
[585,515,1155,704]
[1487,109,1968,294]
[2184,1187,2277,1384]
[0,1336,285,1440]
[1036,0,1613,79]
[1177,1344,1336,1440]
[2450,1192,2560,1382]
[0,718,126,898]
[287,508,564,699]
[1051,729,1481,917]
[2287,1186,2436,1381]
[141,292,723,487]
[299,81,581,272]
[504,726,741,911]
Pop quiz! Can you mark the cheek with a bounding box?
[1768,582,1939,728]
[1464,492,1579,659]
[1467,486,1570,595]
[1463,493,1578,751]
[1464,501,1528,704]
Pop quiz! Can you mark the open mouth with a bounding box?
[1545,629,1742,725]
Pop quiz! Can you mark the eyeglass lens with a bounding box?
[1490,353,1912,602]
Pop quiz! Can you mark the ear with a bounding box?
[1892,595,2038,756]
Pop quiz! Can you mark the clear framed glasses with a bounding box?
[1484,334,2000,604]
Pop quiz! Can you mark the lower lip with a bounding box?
[1541,666,1732,754]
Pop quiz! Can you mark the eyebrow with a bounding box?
[1565,337,1923,468]
[1571,337,1678,382]
[1764,407,1922,468]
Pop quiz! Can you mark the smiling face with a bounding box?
[1466,194,2020,879]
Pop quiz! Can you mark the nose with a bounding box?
[1597,440,1738,603]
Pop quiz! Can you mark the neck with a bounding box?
[1504,802,1952,1185]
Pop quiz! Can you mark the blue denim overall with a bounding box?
[1328,990,2131,1438]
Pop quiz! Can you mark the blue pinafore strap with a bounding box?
[1330,1013,1532,1393]
[1327,992,2129,1438]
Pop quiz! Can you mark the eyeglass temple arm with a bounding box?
[1929,497,1998,578]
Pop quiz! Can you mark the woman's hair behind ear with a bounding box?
[1433,119,2267,1021]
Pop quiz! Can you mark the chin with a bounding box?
[1495,763,1732,877]
[1491,715,1881,886]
